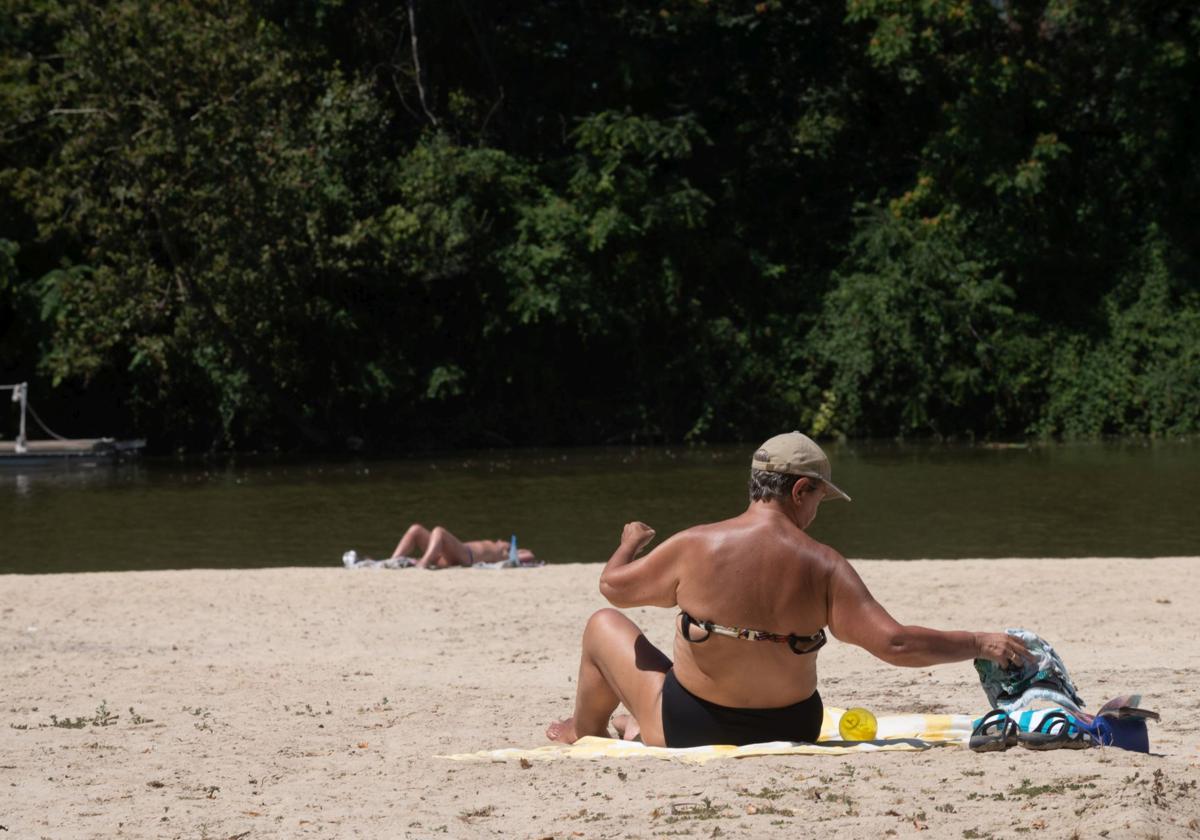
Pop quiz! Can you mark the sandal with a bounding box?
[1018,711,1096,750]
[969,709,1019,752]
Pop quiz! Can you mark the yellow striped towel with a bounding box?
[438,708,975,764]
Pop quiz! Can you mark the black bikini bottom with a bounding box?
[660,670,823,748]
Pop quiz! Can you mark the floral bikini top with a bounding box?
[678,610,827,655]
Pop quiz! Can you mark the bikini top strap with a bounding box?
[786,629,828,655]
[681,610,825,654]
[678,610,711,643]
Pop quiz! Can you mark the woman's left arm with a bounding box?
[598,522,682,609]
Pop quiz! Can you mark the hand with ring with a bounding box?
[976,632,1034,668]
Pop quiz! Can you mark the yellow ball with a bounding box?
[838,707,878,741]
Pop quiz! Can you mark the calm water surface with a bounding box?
[1,441,1198,574]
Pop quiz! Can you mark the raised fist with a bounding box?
[621,521,656,553]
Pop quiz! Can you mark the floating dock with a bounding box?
[2,382,146,462]
[0,437,146,460]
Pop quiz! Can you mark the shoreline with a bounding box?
[2,558,1198,838]
[5,554,1199,577]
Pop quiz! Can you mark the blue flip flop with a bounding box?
[1017,710,1096,750]
[970,709,1019,752]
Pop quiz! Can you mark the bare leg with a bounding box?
[611,713,641,742]
[393,524,429,559]
[546,609,671,747]
[415,526,472,569]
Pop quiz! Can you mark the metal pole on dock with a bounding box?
[16,382,27,454]
[4,382,28,454]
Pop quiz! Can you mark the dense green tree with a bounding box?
[810,209,1046,437]
[4,1,398,446]
[1039,230,1200,437]
[2,0,1197,449]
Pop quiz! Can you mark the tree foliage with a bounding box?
[810,209,1046,438]
[2,0,1198,449]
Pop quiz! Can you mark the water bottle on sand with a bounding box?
[839,707,878,741]
[508,534,519,567]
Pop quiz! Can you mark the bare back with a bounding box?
[669,509,835,708]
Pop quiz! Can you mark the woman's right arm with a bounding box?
[825,555,1030,667]
[598,522,682,609]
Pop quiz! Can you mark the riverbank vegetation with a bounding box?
[2,1,1197,451]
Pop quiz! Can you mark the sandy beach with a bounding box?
[2,558,1198,839]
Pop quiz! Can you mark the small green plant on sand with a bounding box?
[1009,777,1099,799]
[183,706,214,731]
[746,804,795,817]
[457,805,495,823]
[92,701,119,726]
[737,786,792,800]
[49,701,118,729]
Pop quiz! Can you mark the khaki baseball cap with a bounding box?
[751,431,851,502]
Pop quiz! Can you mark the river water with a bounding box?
[1,441,1197,574]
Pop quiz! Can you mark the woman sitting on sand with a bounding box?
[391,523,536,569]
[546,432,1032,747]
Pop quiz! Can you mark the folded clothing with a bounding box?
[1079,695,1159,753]
[974,629,1084,713]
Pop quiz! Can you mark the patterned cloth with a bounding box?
[342,550,415,569]
[973,629,1084,713]
[341,548,544,570]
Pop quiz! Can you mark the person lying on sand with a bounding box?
[546,431,1033,748]
[391,523,536,569]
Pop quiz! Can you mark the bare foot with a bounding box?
[545,717,580,744]
[611,713,642,742]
